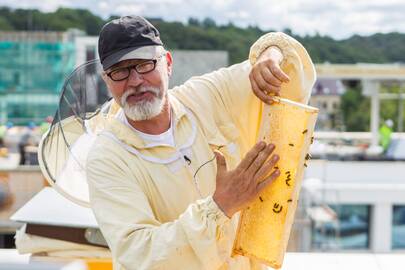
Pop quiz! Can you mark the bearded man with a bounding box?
[87,15,315,270]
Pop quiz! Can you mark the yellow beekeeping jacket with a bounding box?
[86,32,316,270]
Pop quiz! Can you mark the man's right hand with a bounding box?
[212,141,280,218]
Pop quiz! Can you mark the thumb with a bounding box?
[214,150,227,172]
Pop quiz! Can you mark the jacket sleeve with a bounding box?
[170,32,316,156]
[86,147,233,270]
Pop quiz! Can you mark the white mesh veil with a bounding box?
[38,59,113,207]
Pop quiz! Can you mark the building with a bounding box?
[309,79,346,131]
[297,159,405,253]
[0,32,229,125]
[315,63,405,146]
[0,31,79,125]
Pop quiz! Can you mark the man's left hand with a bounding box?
[249,47,290,104]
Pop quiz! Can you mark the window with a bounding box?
[393,205,405,249]
[13,72,20,85]
[312,205,370,250]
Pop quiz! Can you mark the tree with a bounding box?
[1,6,405,64]
[340,86,370,131]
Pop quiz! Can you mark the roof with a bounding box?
[313,78,346,95]
[316,63,405,80]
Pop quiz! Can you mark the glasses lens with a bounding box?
[136,61,156,74]
[110,68,129,81]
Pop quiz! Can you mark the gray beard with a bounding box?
[121,86,166,121]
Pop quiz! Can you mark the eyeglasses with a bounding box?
[106,54,165,82]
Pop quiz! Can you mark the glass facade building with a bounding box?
[0,32,76,125]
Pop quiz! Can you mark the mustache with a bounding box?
[121,86,160,102]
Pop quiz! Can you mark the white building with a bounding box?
[288,159,405,253]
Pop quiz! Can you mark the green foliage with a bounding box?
[151,18,265,64]
[1,7,405,65]
[379,85,405,131]
[0,15,12,30]
[340,84,405,132]
[340,85,370,131]
[0,7,104,34]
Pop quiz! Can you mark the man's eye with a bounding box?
[137,62,154,72]
[111,68,127,76]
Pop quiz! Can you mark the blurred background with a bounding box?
[0,0,404,269]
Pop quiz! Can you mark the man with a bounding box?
[379,119,393,152]
[87,15,315,270]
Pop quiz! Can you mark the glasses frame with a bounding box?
[106,54,165,82]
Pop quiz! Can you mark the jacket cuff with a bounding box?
[249,32,294,66]
[200,196,231,226]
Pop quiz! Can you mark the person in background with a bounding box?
[18,122,36,165]
[379,119,393,152]
[0,124,6,156]
[0,122,13,157]
[0,123,13,209]
[39,116,53,136]
[0,124,6,147]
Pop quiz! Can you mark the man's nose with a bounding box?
[126,68,144,86]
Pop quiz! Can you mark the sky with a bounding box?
[0,0,404,39]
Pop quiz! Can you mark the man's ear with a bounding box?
[165,51,173,77]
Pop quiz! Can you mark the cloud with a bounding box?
[114,3,145,15]
[0,0,404,38]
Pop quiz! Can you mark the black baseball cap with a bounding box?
[98,15,164,71]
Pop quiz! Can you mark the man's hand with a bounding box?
[212,141,280,218]
[249,46,290,104]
